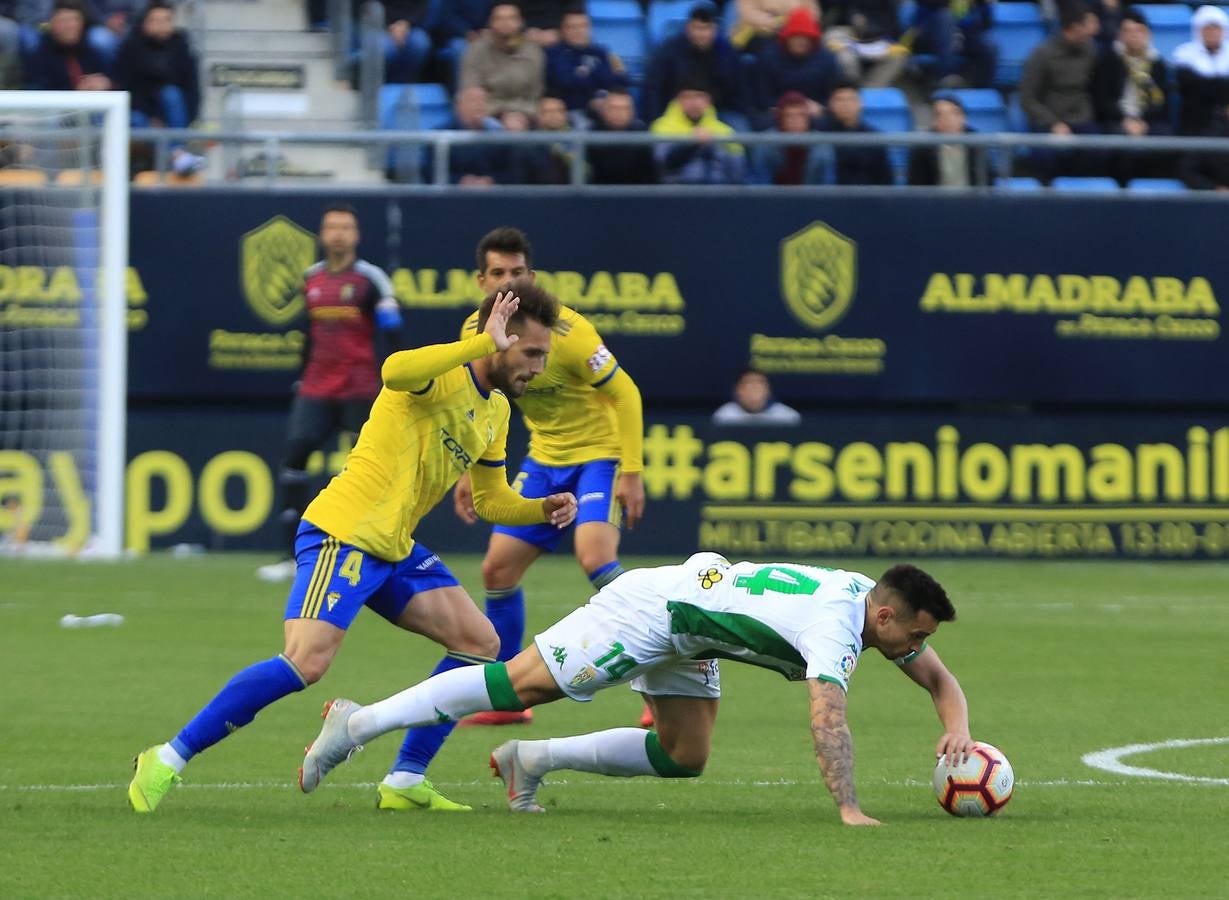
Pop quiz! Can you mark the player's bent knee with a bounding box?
[647,731,706,777]
[285,649,332,685]
[480,555,522,590]
[445,622,500,661]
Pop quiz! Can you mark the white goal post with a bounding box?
[0,91,129,559]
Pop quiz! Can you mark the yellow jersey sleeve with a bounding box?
[461,310,480,340]
[594,366,644,473]
[382,332,495,393]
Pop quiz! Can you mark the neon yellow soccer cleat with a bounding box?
[128,746,182,813]
[376,780,472,812]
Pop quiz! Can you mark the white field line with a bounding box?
[0,777,1196,793]
[1081,737,1229,785]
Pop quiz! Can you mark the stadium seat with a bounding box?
[1133,5,1191,58]
[994,176,1043,190]
[1050,176,1120,192]
[647,0,701,47]
[991,3,1049,87]
[1126,178,1189,193]
[379,83,451,132]
[55,168,103,186]
[945,89,1008,133]
[860,87,912,133]
[0,169,48,185]
[590,2,649,81]
[132,170,204,187]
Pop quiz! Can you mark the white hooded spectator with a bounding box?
[1172,5,1229,134]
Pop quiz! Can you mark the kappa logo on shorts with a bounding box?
[326,591,341,612]
[415,554,441,570]
[578,491,606,505]
[550,645,568,669]
[569,665,597,687]
[698,567,724,589]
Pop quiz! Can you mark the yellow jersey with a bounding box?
[461,305,643,470]
[305,333,544,561]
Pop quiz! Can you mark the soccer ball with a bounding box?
[932,742,1014,817]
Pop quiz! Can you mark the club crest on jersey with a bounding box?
[698,567,723,589]
[569,665,597,687]
[240,215,316,325]
[340,283,355,302]
[780,221,857,332]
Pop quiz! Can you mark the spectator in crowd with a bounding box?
[816,80,893,184]
[755,5,842,129]
[1179,102,1229,190]
[1019,3,1099,135]
[12,1,128,63]
[586,87,657,184]
[520,0,571,47]
[650,79,746,184]
[643,2,748,125]
[1172,5,1229,136]
[713,367,801,425]
[461,2,545,117]
[545,8,628,114]
[1092,7,1173,181]
[510,93,573,184]
[115,1,203,175]
[907,92,988,187]
[753,90,826,184]
[729,0,820,54]
[24,1,112,91]
[0,5,21,89]
[380,1,434,84]
[431,0,489,90]
[432,85,510,186]
[910,0,997,89]
[823,0,911,87]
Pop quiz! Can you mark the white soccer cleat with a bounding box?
[489,740,545,813]
[256,559,296,582]
[299,699,363,793]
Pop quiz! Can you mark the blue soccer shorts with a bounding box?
[283,521,460,629]
[493,457,622,552]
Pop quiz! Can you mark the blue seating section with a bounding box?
[945,89,1008,133]
[991,3,1049,87]
[1050,176,1121,192]
[1133,5,1192,58]
[995,176,1043,191]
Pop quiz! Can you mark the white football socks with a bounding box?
[382,771,426,789]
[348,665,494,745]
[519,728,656,778]
[157,743,188,774]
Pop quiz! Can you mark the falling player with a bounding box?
[128,286,577,813]
[300,555,976,824]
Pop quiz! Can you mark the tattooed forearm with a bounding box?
[808,680,858,811]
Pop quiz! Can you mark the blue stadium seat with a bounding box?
[1051,176,1120,192]
[995,176,1043,190]
[991,3,1049,87]
[647,0,701,47]
[946,89,1008,133]
[591,4,649,81]
[1126,178,1189,193]
[858,88,911,183]
[379,83,452,131]
[860,87,912,133]
[1133,5,1192,58]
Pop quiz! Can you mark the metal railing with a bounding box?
[123,126,1229,190]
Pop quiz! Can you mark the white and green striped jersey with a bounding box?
[663,553,874,690]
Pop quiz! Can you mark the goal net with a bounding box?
[0,92,128,559]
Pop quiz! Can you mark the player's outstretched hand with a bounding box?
[452,473,477,525]
[616,472,645,530]
[840,808,882,826]
[484,290,521,351]
[935,732,975,766]
[542,492,577,529]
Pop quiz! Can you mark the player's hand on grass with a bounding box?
[616,472,645,530]
[453,473,477,525]
[543,492,577,529]
[484,290,521,350]
[839,807,882,826]
[936,732,975,766]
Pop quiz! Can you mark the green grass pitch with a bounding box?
[1,554,1225,899]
